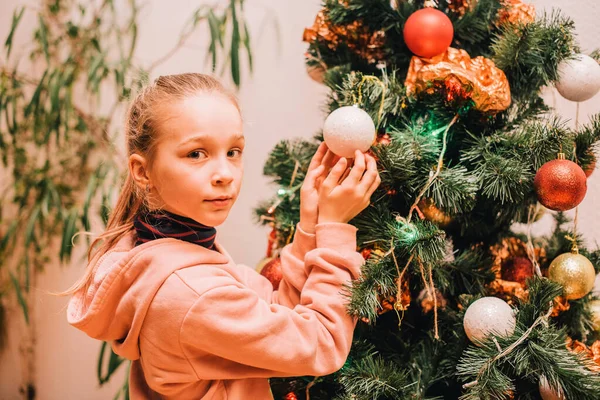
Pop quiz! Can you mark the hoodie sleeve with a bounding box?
[179,222,364,378]
[243,223,316,308]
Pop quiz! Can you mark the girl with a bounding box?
[65,73,380,399]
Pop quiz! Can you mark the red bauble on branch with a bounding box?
[501,256,534,285]
[534,153,587,211]
[403,8,454,58]
[260,257,283,290]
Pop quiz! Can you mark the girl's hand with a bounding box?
[317,150,381,225]
[299,143,328,234]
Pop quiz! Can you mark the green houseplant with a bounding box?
[0,0,258,397]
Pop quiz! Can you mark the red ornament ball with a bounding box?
[501,256,534,285]
[403,8,454,58]
[534,158,587,211]
[260,257,282,290]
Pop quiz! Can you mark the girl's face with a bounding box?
[148,92,244,227]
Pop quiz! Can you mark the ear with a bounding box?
[129,153,151,190]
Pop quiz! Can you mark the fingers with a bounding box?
[307,143,328,172]
[365,170,381,198]
[303,165,325,189]
[321,149,341,173]
[321,157,348,192]
[343,150,366,185]
[357,154,380,192]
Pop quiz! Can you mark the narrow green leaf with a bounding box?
[38,15,50,63]
[5,7,25,59]
[82,173,98,231]
[5,95,15,136]
[50,71,61,112]
[207,11,221,71]
[208,10,223,46]
[10,83,18,134]
[60,208,79,262]
[230,0,241,86]
[46,179,61,212]
[18,182,32,209]
[98,341,108,384]
[63,88,72,140]
[24,253,30,292]
[87,54,104,89]
[0,220,18,254]
[9,271,28,324]
[127,21,137,62]
[98,341,125,385]
[242,22,253,73]
[0,300,7,350]
[24,70,47,117]
[40,189,50,219]
[25,204,41,249]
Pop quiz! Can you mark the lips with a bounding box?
[206,196,232,202]
[205,196,233,208]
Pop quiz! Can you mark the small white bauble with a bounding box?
[323,105,376,158]
[555,54,600,102]
[463,297,516,346]
[539,376,565,400]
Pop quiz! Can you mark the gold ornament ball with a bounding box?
[589,299,600,332]
[418,198,453,228]
[539,376,565,400]
[548,252,596,300]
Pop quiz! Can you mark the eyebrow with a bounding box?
[178,133,245,147]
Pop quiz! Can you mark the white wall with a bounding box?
[0,0,598,399]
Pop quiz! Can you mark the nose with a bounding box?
[211,156,234,186]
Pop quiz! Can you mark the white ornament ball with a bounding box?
[323,105,376,158]
[555,54,600,102]
[463,297,516,346]
[539,376,565,400]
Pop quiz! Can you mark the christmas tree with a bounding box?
[254,1,600,399]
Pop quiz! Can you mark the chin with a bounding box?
[196,210,231,227]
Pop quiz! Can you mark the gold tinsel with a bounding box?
[405,47,511,114]
[418,288,448,313]
[498,0,536,26]
[417,198,453,228]
[303,9,386,64]
[550,296,571,317]
[566,338,600,373]
[487,237,546,305]
[448,0,475,16]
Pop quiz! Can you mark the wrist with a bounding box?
[299,217,316,234]
[317,215,345,225]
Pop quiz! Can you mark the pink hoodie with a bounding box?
[67,222,364,399]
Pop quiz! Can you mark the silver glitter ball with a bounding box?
[556,54,600,102]
[323,105,376,158]
[463,297,516,346]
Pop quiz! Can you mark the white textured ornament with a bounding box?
[556,54,600,102]
[539,376,565,400]
[323,105,376,158]
[463,297,516,346]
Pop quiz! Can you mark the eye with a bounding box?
[188,150,208,160]
[228,148,243,158]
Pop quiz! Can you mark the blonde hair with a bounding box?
[62,73,239,295]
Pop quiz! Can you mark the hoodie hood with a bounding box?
[67,231,229,360]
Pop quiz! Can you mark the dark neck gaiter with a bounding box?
[133,210,216,250]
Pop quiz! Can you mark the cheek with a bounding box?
[235,164,244,190]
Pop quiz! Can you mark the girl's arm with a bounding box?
[179,222,363,378]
